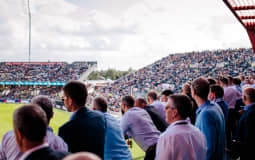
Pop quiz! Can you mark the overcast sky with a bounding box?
[0,0,251,70]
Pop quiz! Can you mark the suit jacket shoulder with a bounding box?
[25,147,69,160]
[58,107,106,158]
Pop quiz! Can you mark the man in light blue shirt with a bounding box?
[191,77,226,160]
[92,96,132,160]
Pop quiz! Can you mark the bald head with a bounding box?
[243,87,255,105]
[63,152,101,160]
[135,98,147,108]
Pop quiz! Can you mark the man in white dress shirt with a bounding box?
[155,94,207,160]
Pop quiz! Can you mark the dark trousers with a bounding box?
[144,144,156,160]
[226,108,238,149]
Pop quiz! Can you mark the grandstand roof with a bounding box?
[224,0,255,52]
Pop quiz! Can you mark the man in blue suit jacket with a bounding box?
[58,81,106,159]
[191,77,226,160]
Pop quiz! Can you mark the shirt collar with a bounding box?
[69,110,78,121]
[244,102,255,111]
[69,107,87,121]
[19,143,49,160]
[169,120,188,127]
[47,127,53,133]
[196,100,211,115]
[215,97,224,103]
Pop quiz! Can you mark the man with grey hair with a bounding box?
[12,104,69,160]
[0,95,68,160]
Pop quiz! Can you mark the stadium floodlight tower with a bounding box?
[223,0,255,53]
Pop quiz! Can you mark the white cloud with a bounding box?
[0,0,252,70]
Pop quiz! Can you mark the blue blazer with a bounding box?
[25,147,69,160]
[58,107,106,159]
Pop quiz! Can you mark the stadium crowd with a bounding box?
[0,75,254,160]
[94,48,255,110]
[0,48,255,160]
[0,61,95,82]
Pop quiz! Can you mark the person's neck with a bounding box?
[245,101,255,106]
[195,97,207,107]
[72,106,83,112]
[171,117,185,124]
[22,141,44,152]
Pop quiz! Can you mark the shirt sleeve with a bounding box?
[198,111,217,160]
[53,136,68,152]
[120,114,130,137]
[0,135,7,160]
[155,134,171,160]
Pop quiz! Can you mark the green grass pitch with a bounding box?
[0,103,145,159]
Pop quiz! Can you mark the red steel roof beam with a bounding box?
[240,16,255,19]
[244,22,255,27]
[233,5,255,10]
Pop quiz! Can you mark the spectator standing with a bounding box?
[160,89,174,104]
[0,95,68,160]
[92,96,132,160]
[208,85,229,120]
[220,77,240,149]
[58,81,105,159]
[135,98,168,132]
[191,77,226,160]
[121,96,160,160]
[232,87,255,159]
[155,94,207,160]
[147,91,166,120]
[13,105,69,160]
[181,83,198,125]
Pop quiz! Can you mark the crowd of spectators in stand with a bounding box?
[1,48,255,160]
[0,61,95,82]
[0,61,96,100]
[0,85,62,100]
[1,48,255,109]
[94,48,255,110]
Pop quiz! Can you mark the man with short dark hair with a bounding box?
[13,105,69,160]
[160,89,173,103]
[58,81,106,158]
[191,77,226,160]
[92,97,132,160]
[207,78,217,85]
[147,91,166,119]
[0,95,68,160]
[209,85,229,120]
[121,96,160,160]
[220,77,241,150]
[156,94,207,160]
[135,98,168,132]
[232,87,255,159]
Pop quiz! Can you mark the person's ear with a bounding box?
[68,98,73,106]
[173,109,178,118]
[14,129,24,152]
[243,95,246,102]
